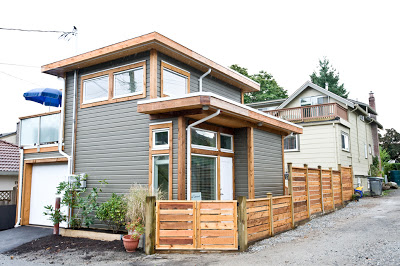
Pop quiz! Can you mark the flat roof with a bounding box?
[42,32,260,93]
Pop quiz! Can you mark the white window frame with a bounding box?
[152,128,170,150]
[300,95,328,106]
[220,133,233,153]
[189,153,218,201]
[113,67,144,99]
[341,132,350,152]
[191,128,218,151]
[364,143,368,159]
[284,134,299,152]
[152,153,169,196]
[82,75,109,104]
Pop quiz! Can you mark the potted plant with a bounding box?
[122,218,144,252]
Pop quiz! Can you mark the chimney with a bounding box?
[369,91,376,111]
[368,91,380,170]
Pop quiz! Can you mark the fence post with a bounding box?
[11,186,17,205]
[145,196,156,255]
[237,196,248,252]
[338,164,344,206]
[304,164,311,218]
[54,197,61,235]
[318,166,324,214]
[287,163,295,228]
[267,193,274,237]
[330,168,335,210]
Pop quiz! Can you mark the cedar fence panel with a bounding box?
[272,196,293,234]
[246,199,270,242]
[321,169,334,212]
[341,167,353,201]
[291,167,308,222]
[308,168,322,214]
[332,170,343,206]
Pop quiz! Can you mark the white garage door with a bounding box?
[29,163,68,227]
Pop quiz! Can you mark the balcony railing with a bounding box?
[20,111,60,147]
[265,103,348,122]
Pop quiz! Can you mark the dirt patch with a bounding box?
[5,235,126,255]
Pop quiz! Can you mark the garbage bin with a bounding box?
[389,170,400,185]
[368,177,384,196]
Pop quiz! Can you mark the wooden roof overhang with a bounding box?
[137,93,303,136]
[42,32,259,93]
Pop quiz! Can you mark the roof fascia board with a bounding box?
[278,81,354,109]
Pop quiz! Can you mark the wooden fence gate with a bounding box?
[155,200,238,250]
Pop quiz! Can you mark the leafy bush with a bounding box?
[96,193,127,233]
[43,205,66,225]
[383,163,400,178]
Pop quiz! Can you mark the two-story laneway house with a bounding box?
[248,81,382,188]
[16,32,302,227]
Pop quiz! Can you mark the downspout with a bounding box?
[198,69,211,92]
[186,109,221,200]
[14,148,24,227]
[70,70,78,175]
[59,78,71,175]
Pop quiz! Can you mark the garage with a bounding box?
[27,162,68,227]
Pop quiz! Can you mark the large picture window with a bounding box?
[191,128,217,150]
[161,61,190,97]
[191,155,217,200]
[284,134,299,151]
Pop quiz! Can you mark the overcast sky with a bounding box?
[1,0,399,134]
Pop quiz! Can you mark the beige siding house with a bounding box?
[249,81,382,189]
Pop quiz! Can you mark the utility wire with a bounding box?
[0,62,39,68]
[0,26,77,40]
[0,70,43,87]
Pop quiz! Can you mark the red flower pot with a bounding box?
[122,235,140,252]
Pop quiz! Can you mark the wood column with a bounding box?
[177,116,186,200]
[247,127,254,199]
[287,163,294,228]
[149,49,157,99]
[145,196,156,255]
[338,164,344,206]
[237,196,248,252]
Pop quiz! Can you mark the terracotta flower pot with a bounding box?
[122,235,140,252]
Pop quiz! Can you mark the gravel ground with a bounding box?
[1,189,399,265]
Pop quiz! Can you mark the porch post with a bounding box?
[145,196,156,255]
[247,127,255,199]
[177,116,186,200]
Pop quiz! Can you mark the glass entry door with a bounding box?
[191,155,217,200]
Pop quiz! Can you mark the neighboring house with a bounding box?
[0,131,17,145]
[16,32,302,227]
[0,140,19,190]
[251,81,382,189]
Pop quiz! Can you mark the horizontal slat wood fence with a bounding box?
[146,164,354,253]
[155,200,237,251]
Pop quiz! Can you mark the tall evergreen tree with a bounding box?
[230,64,288,104]
[310,58,349,98]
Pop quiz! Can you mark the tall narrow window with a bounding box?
[369,144,372,155]
[153,155,169,199]
[161,62,190,97]
[114,67,144,98]
[284,134,299,151]
[191,155,217,200]
[341,132,349,151]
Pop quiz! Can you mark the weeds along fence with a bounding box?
[145,164,354,254]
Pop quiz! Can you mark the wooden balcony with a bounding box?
[265,103,348,122]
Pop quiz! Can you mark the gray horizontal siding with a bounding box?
[253,129,284,197]
[234,128,248,198]
[157,53,241,103]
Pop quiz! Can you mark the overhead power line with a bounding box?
[0,70,43,87]
[0,26,77,40]
[0,62,39,68]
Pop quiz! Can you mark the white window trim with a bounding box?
[300,95,327,106]
[152,128,169,150]
[82,75,109,104]
[341,132,350,152]
[152,153,169,196]
[220,133,233,153]
[112,67,144,99]
[191,127,218,151]
[284,134,299,152]
[161,60,191,75]
[189,153,218,201]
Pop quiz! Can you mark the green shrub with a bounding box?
[96,193,127,233]
[383,163,400,177]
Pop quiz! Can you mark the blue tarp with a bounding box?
[23,88,62,107]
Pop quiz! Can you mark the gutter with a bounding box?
[198,69,211,92]
[186,109,221,200]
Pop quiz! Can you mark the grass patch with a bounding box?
[382,190,392,196]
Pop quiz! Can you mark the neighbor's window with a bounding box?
[220,134,233,152]
[284,134,299,151]
[369,144,372,155]
[82,75,109,104]
[191,128,217,150]
[113,67,144,98]
[300,95,328,106]
[341,132,349,151]
[161,62,190,97]
[153,129,169,150]
[153,155,169,198]
[364,144,368,159]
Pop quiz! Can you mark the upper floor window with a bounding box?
[341,132,349,152]
[284,134,299,151]
[300,95,328,106]
[20,113,60,147]
[161,61,190,97]
[114,67,144,98]
[83,75,109,104]
[81,61,146,108]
